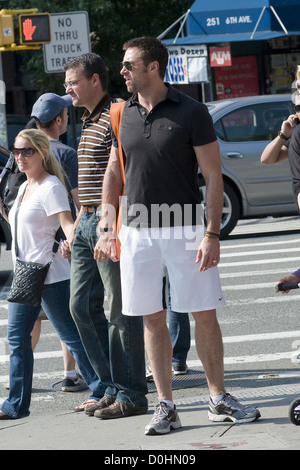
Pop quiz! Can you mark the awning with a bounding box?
[159,0,300,45]
[163,30,300,46]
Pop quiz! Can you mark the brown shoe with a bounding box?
[94,401,147,419]
[85,396,116,416]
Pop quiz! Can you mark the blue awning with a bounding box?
[160,0,300,45]
[163,30,300,46]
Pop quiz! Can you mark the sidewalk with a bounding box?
[1,378,300,451]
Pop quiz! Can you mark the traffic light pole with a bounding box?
[0,9,51,51]
[0,52,8,148]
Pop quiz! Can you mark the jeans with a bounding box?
[69,212,148,409]
[169,308,191,366]
[1,280,105,419]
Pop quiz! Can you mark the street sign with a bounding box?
[19,13,51,44]
[43,11,91,74]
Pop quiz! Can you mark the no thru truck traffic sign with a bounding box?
[43,11,91,74]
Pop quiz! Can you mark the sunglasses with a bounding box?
[120,61,134,71]
[295,105,300,113]
[12,147,37,157]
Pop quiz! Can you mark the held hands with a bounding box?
[94,224,119,262]
[60,240,72,259]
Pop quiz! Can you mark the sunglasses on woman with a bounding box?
[12,147,37,157]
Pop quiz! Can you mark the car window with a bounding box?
[214,102,293,142]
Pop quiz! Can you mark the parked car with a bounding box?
[0,146,12,251]
[200,94,297,238]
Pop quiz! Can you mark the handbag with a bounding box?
[7,184,60,307]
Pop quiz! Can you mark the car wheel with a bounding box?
[198,177,240,239]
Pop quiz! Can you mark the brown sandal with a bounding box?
[74,399,98,412]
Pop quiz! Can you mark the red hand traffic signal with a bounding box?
[19,13,51,44]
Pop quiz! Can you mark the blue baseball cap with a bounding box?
[31,93,72,124]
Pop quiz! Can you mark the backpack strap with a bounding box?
[110,101,126,184]
[109,101,126,260]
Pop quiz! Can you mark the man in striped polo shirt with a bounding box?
[63,53,148,419]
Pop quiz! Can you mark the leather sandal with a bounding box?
[74,399,98,412]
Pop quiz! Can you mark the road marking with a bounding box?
[1,330,299,365]
[188,351,293,367]
[220,256,300,267]
[221,237,300,249]
[221,247,300,258]
[0,350,63,364]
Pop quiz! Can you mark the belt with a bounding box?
[82,205,99,213]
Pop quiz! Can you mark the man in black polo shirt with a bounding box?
[96,37,260,434]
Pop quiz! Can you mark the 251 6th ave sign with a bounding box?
[43,11,91,73]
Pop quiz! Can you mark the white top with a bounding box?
[9,175,71,284]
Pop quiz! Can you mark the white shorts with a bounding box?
[118,225,225,316]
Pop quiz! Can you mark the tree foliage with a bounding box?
[4,0,193,97]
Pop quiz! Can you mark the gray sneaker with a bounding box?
[61,376,88,392]
[172,364,188,375]
[208,393,261,423]
[145,401,182,435]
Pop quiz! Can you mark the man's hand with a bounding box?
[94,232,119,263]
[195,236,220,271]
[276,274,300,294]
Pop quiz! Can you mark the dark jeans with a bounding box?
[169,308,191,366]
[70,212,148,409]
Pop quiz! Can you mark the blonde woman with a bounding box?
[0,129,105,420]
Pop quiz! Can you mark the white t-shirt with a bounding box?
[9,175,71,284]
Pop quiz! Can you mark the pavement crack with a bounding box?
[218,423,236,437]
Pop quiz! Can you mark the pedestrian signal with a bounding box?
[0,15,14,46]
[19,13,51,44]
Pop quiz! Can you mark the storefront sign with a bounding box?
[165,45,208,84]
[214,56,259,100]
[210,46,232,67]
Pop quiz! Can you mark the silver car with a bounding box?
[200,94,297,238]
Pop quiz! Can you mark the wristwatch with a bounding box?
[278,130,288,141]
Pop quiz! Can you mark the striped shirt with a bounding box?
[77,93,113,206]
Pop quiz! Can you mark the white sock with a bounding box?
[64,369,77,380]
[210,392,225,405]
[160,399,175,409]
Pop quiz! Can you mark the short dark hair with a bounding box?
[64,53,108,92]
[123,37,168,79]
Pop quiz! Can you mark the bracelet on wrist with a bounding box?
[278,130,288,141]
[205,231,220,239]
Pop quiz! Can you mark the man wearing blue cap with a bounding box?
[31,92,84,392]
